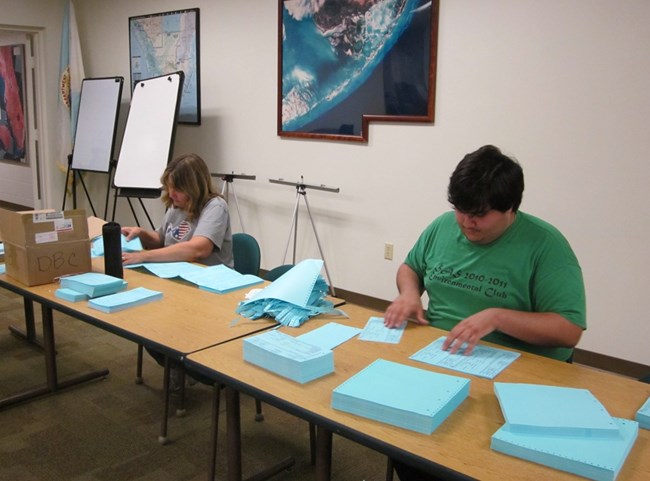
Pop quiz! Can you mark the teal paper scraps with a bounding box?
[236,259,346,327]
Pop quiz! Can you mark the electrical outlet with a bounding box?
[384,242,394,260]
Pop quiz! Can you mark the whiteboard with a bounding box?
[113,72,184,190]
[71,77,123,172]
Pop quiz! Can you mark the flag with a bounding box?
[57,0,85,176]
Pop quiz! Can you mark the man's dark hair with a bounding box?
[447,145,524,215]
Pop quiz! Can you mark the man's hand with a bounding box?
[384,293,428,328]
[442,308,499,355]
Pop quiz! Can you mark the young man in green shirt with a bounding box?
[384,144,586,479]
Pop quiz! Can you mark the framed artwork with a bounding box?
[278,0,439,142]
[129,8,201,124]
[0,44,27,162]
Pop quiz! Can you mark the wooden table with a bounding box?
[186,303,650,481]
[1,258,277,443]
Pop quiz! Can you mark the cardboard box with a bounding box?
[0,208,91,286]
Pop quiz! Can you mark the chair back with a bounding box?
[264,264,294,281]
[232,233,261,276]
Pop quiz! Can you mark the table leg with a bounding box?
[224,386,295,481]
[0,304,109,410]
[315,426,333,481]
[226,386,243,481]
[207,383,221,481]
[159,357,171,445]
[8,298,44,349]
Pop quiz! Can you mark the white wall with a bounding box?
[5,0,650,366]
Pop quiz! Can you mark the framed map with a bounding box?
[278,0,439,142]
[129,8,201,124]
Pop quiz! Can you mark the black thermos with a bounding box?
[102,222,123,278]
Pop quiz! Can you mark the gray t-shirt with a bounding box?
[156,196,233,267]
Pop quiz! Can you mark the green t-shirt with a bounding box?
[404,211,586,361]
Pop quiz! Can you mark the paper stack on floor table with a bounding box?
[243,330,334,383]
[491,382,639,481]
[88,286,163,313]
[636,395,650,429]
[236,259,345,327]
[332,359,470,434]
[59,272,127,298]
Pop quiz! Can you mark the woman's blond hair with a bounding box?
[160,153,221,221]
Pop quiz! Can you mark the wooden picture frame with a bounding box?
[277,0,439,142]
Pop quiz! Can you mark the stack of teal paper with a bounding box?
[181,264,263,293]
[636,395,650,429]
[55,288,89,302]
[60,272,127,298]
[236,259,345,327]
[491,382,639,481]
[88,287,163,313]
[243,330,334,383]
[331,359,470,434]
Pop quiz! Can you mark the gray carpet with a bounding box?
[0,288,390,481]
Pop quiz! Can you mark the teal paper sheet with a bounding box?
[331,358,470,434]
[358,316,405,344]
[125,261,202,279]
[494,383,619,436]
[491,417,639,481]
[0,264,5,275]
[91,235,143,257]
[636,394,650,429]
[410,336,520,379]
[243,330,334,383]
[59,273,127,298]
[236,259,346,327]
[88,287,163,313]
[297,322,361,350]
[181,264,263,293]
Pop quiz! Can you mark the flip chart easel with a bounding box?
[111,72,184,228]
[62,77,124,219]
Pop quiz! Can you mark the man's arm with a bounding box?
[383,263,428,328]
[442,308,584,355]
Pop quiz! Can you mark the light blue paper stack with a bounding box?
[331,359,470,434]
[236,259,344,327]
[181,264,263,294]
[58,272,127,298]
[636,395,650,429]
[243,330,334,383]
[88,286,163,313]
[491,382,639,481]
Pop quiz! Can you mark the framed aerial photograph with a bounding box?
[0,44,27,162]
[278,0,439,142]
[129,8,201,124]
